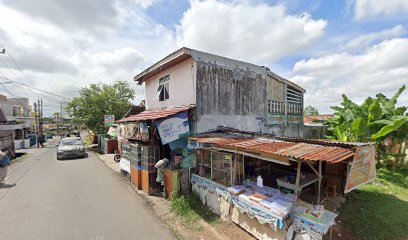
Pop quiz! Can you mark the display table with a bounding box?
[277,174,318,193]
[292,206,337,240]
[191,174,337,240]
[192,174,285,230]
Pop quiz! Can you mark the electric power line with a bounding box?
[0,75,71,100]
[5,52,33,85]
[0,43,32,85]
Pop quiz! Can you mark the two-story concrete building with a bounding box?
[133,47,305,137]
[117,48,375,240]
[0,95,34,149]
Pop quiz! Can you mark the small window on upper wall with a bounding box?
[154,75,169,101]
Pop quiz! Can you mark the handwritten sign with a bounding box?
[155,112,189,144]
[345,145,376,193]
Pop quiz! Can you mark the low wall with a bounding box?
[192,182,285,240]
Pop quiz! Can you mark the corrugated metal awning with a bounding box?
[189,135,355,164]
[117,106,193,123]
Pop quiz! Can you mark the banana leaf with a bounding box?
[371,116,408,139]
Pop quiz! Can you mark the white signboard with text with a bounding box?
[155,112,189,145]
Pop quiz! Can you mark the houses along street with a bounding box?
[0,139,174,240]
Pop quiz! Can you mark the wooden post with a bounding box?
[318,160,322,204]
[294,160,302,198]
[243,155,245,181]
[210,151,213,181]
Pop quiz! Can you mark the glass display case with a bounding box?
[198,150,244,187]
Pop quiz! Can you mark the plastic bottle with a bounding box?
[257,175,263,187]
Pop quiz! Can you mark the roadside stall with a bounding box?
[188,134,375,240]
[117,106,195,196]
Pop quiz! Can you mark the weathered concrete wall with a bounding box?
[303,125,328,139]
[264,75,304,138]
[144,57,196,109]
[266,76,285,102]
[193,52,267,133]
[261,124,303,138]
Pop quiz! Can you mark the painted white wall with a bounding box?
[144,57,196,109]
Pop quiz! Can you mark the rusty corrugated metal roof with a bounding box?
[117,106,193,123]
[189,135,355,163]
[274,137,373,148]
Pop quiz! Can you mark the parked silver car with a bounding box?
[57,137,85,160]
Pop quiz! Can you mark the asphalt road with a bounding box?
[0,141,174,240]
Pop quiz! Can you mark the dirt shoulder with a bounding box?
[95,152,255,240]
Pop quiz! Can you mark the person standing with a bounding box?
[0,150,11,186]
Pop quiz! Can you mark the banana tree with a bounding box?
[327,85,407,166]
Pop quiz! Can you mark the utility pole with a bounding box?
[34,102,39,147]
[56,112,59,136]
[60,102,63,133]
[37,99,41,147]
[40,99,43,147]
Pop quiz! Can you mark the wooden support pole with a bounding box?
[243,155,245,181]
[306,161,319,176]
[294,160,302,199]
[318,160,322,204]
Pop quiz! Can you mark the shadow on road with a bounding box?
[0,183,16,189]
[15,152,26,158]
[57,153,90,161]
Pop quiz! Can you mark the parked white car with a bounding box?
[57,137,85,160]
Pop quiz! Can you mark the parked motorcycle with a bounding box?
[114,150,121,162]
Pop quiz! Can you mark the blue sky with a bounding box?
[0,0,407,115]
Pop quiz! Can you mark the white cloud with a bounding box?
[343,25,406,51]
[291,38,408,113]
[354,0,408,20]
[176,0,327,63]
[89,47,145,72]
[2,0,122,35]
[0,3,170,115]
[133,0,159,8]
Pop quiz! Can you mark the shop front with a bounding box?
[117,106,195,196]
[188,134,375,240]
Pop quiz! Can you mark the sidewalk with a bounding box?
[97,153,120,173]
[95,152,255,240]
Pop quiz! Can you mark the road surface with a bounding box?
[0,141,174,240]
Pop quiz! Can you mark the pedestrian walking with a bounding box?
[0,150,11,186]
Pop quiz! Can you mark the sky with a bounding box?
[0,0,407,116]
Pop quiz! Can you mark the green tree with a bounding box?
[327,85,408,167]
[304,105,319,116]
[66,81,135,134]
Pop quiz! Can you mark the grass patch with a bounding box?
[339,168,408,240]
[170,193,219,231]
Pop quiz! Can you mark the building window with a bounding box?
[286,87,302,115]
[13,106,22,117]
[154,75,170,101]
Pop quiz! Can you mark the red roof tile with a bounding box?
[304,114,333,125]
[117,106,192,123]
